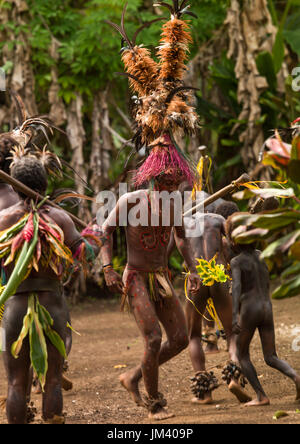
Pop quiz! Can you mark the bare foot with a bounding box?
[229,380,252,403]
[191,393,213,405]
[205,343,220,354]
[148,407,175,421]
[32,382,42,395]
[62,375,73,391]
[295,376,300,401]
[119,371,144,407]
[243,397,270,407]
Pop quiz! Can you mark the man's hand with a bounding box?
[188,272,201,294]
[232,321,241,335]
[103,267,123,294]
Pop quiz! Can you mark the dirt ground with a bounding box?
[1,290,300,425]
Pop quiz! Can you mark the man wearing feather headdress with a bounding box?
[0,90,63,212]
[0,92,78,403]
[102,0,202,420]
[0,150,103,424]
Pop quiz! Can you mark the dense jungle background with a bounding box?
[0,0,300,302]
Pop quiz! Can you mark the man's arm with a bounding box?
[48,208,102,260]
[230,257,242,334]
[173,225,200,293]
[100,194,129,294]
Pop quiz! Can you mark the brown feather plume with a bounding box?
[122,47,159,96]
[157,18,193,83]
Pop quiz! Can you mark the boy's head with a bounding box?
[10,155,48,198]
[215,201,239,220]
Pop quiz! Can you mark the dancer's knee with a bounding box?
[146,332,162,355]
[264,353,278,368]
[177,333,189,352]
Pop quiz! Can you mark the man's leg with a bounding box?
[202,314,219,354]
[259,314,300,401]
[211,284,252,403]
[184,286,216,404]
[42,341,65,423]
[236,321,269,406]
[2,297,31,424]
[185,287,208,370]
[120,272,175,419]
[39,292,68,423]
[211,283,238,360]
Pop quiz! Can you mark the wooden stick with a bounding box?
[183,173,251,217]
[0,169,87,229]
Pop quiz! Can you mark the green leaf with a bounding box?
[44,329,66,359]
[232,209,300,232]
[272,30,285,74]
[272,275,300,299]
[11,306,33,359]
[256,51,277,90]
[261,230,300,259]
[284,29,300,56]
[234,227,270,244]
[281,262,300,279]
[37,300,66,358]
[29,310,48,390]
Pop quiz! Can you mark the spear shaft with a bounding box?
[183,173,250,217]
[0,169,87,229]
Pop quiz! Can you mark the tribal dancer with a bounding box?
[226,214,300,406]
[103,0,202,420]
[0,93,75,399]
[184,201,252,404]
[0,153,103,424]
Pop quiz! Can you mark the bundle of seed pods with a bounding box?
[221,361,248,388]
[190,371,219,398]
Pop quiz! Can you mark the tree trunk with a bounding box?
[225,0,280,173]
[0,0,37,128]
[66,95,91,221]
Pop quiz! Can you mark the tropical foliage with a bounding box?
[232,122,300,299]
[0,0,299,299]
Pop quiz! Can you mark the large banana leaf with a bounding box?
[261,229,300,259]
[232,209,300,231]
[273,275,300,300]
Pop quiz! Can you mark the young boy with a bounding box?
[226,215,300,406]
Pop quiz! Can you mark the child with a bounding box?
[226,215,300,406]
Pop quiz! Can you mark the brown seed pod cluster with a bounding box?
[26,401,37,423]
[190,371,219,398]
[143,392,167,413]
[221,361,248,388]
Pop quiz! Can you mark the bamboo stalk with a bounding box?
[0,169,87,229]
[183,173,250,217]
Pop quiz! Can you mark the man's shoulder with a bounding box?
[120,189,147,201]
[203,213,225,226]
[42,205,72,226]
[0,203,26,230]
[230,254,243,267]
[0,202,23,218]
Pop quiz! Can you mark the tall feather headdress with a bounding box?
[106,0,200,187]
[0,91,64,177]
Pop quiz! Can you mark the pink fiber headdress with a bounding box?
[133,134,196,187]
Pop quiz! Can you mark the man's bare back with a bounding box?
[186,213,226,263]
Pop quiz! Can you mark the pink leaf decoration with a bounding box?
[266,138,291,159]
